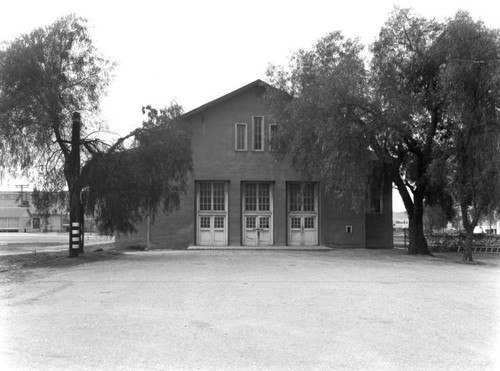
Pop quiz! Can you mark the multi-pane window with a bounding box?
[214,216,224,229]
[304,217,315,229]
[213,183,225,211]
[245,183,257,211]
[200,216,210,228]
[199,182,226,211]
[303,185,315,212]
[289,184,301,212]
[258,183,270,211]
[244,183,271,212]
[235,123,247,151]
[269,124,277,151]
[246,216,256,229]
[289,183,316,212]
[291,217,301,229]
[259,216,270,229]
[199,183,212,211]
[253,116,264,151]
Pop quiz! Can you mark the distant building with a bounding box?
[117,80,393,248]
[0,191,66,232]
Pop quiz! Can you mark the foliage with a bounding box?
[266,31,373,209]
[82,104,193,235]
[423,205,450,234]
[0,14,114,190]
[435,13,500,260]
[0,15,193,246]
[266,8,500,256]
[266,9,450,254]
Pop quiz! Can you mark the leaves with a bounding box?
[0,14,115,185]
[81,103,193,235]
[266,32,372,209]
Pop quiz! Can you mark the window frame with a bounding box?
[288,182,318,213]
[252,116,264,151]
[243,182,272,213]
[234,123,247,151]
[197,182,228,213]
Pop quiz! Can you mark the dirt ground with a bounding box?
[1,248,499,370]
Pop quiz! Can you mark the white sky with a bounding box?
[1,0,499,209]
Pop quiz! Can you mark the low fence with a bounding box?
[393,229,500,252]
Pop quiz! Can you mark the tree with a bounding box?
[423,204,451,235]
[82,104,192,237]
[436,13,500,261]
[0,15,193,256]
[266,9,448,255]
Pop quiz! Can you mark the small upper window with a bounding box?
[269,124,277,151]
[253,116,264,151]
[235,123,247,151]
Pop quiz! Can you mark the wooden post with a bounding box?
[69,112,81,258]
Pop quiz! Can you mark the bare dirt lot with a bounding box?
[1,248,499,370]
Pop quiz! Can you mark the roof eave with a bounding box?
[180,79,271,120]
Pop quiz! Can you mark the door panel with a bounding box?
[288,215,317,246]
[244,215,271,246]
[242,182,273,246]
[196,182,228,246]
[287,182,318,246]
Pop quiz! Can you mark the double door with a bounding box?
[242,182,273,246]
[287,183,318,246]
[288,215,317,245]
[197,182,228,246]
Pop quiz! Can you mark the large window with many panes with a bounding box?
[288,183,316,212]
[244,183,271,212]
[199,182,226,211]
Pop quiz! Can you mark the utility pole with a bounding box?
[15,184,30,206]
[69,112,82,258]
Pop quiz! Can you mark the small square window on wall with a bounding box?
[252,116,264,151]
[269,124,277,151]
[346,225,352,233]
[235,123,247,151]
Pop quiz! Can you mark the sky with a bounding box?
[0,0,499,209]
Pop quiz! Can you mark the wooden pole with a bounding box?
[69,112,81,258]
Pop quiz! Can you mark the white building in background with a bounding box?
[0,191,65,232]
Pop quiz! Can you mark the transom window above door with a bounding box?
[244,182,271,212]
[288,183,317,212]
[199,182,226,211]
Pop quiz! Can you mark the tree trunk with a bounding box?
[460,203,475,262]
[462,230,474,262]
[407,193,431,255]
[79,202,85,254]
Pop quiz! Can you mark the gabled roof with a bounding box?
[0,207,31,218]
[181,79,272,120]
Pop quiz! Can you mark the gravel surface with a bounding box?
[1,248,499,370]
